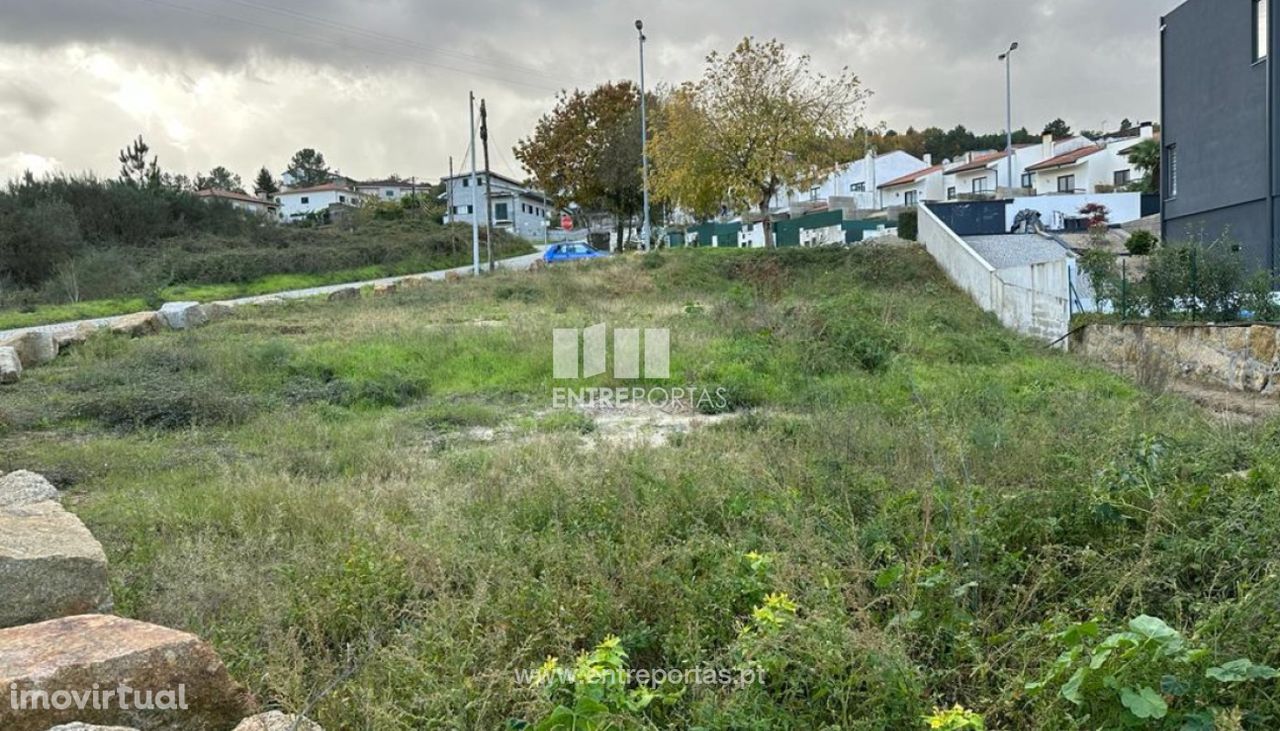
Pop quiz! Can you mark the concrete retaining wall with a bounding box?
[919,203,1071,344]
[1071,323,1280,395]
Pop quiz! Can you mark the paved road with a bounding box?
[0,249,546,342]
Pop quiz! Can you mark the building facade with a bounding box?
[1162,0,1277,272]
[195,189,279,217]
[356,179,428,201]
[441,172,549,240]
[274,184,368,222]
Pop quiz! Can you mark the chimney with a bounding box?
[1139,122,1155,139]
[923,153,932,166]
[1042,133,1055,160]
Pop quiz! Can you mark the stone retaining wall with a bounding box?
[1070,323,1280,395]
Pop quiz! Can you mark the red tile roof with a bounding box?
[1025,145,1105,172]
[945,150,1010,175]
[878,164,943,189]
[195,189,276,206]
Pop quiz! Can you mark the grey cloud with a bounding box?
[0,0,1187,181]
[0,80,56,121]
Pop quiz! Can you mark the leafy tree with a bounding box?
[1042,118,1073,138]
[284,148,332,188]
[195,166,243,192]
[652,37,868,247]
[1126,138,1161,195]
[253,167,279,198]
[118,135,161,189]
[515,81,646,248]
[1120,118,1134,132]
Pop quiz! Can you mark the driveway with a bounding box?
[0,249,546,342]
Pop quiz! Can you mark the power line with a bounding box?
[129,0,567,93]
[219,0,575,87]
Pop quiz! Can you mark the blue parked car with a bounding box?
[543,242,608,264]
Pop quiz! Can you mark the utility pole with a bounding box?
[469,92,480,276]
[481,99,495,272]
[636,19,652,251]
[447,156,453,223]
[999,42,1019,192]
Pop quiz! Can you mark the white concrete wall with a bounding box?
[1006,191,1144,230]
[919,203,1071,345]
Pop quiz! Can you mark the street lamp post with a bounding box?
[998,42,1019,192]
[637,19,652,251]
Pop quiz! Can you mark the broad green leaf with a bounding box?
[1160,675,1189,697]
[1119,686,1168,719]
[1129,615,1178,641]
[1061,668,1087,705]
[1207,658,1280,683]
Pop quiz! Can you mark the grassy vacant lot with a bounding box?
[0,220,535,332]
[2,247,1279,729]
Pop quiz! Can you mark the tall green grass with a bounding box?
[2,247,1278,729]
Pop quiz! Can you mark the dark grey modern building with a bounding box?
[1162,0,1278,273]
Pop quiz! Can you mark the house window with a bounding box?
[972,177,989,194]
[850,182,866,192]
[1021,173,1034,189]
[462,178,469,187]
[1167,145,1178,198]
[1114,169,1132,186]
[947,187,957,200]
[385,190,395,198]
[495,203,509,221]
[809,187,820,201]
[1057,175,1076,193]
[904,191,919,206]
[1255,0,1268,61]
[339,195,346,203]
[300,197,309,204]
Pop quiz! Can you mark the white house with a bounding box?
[943,151,1006,198]
[441,172,549,239]
[356,178,428,201]
[274,183,368,222]
[1024,125,1155,196]
[878,163,947,208]
[772,150,930,210]
[195,189,279,217]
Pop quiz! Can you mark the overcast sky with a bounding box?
[0,0,1184,184]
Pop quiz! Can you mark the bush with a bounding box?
[1126,230,1158,256]
[897,210,918,241]
[1140,238,1245,321]
[0,199,84,287]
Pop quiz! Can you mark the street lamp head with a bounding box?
[1010,41,1019,52]
[635,19,644,31]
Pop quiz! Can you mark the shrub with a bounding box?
[898,210,918,241]
[1139,236,1246,321]
[1126,230,1158,256]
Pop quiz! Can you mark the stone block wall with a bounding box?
[1071,323,1280,395]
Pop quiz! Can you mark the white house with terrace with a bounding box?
[440,172,550,240]
[772,150,931,210]
[274,183,369,222]
[878,161,948,208]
